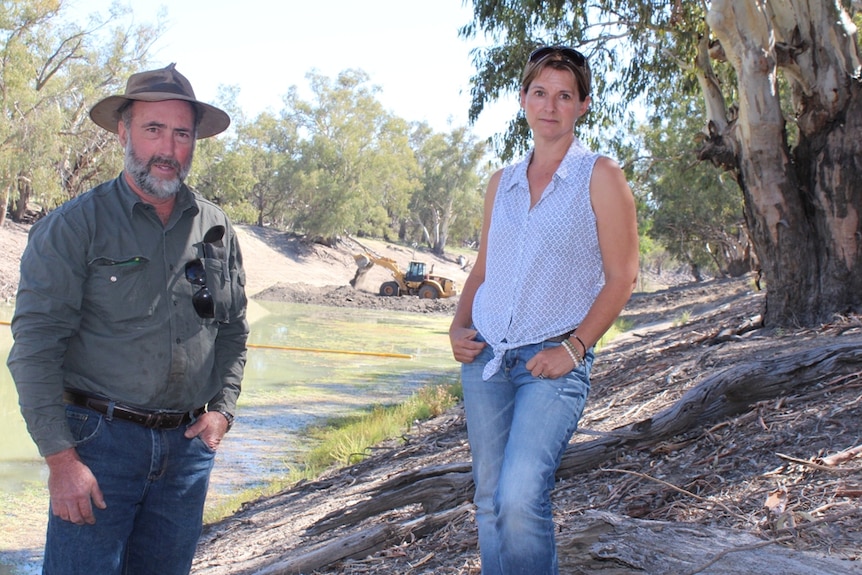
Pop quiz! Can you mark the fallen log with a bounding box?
[253,504,473,575]
[555,510,856,574]
[308,462,473,535]
[304,338,862,535]
[557,338,862,476]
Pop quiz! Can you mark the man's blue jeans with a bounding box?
[42,404,216,575]
[462,336,593,575]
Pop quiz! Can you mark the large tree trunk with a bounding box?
[703,0,862,327]
[13,174,31,222]
[0,184,7,227]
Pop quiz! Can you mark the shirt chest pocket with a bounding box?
[86,257,155,325]
[197,257,231,323]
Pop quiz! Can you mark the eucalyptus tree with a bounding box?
[463,0,862,327]
[1,0,71,223]
[0,0,161,225]
[635,94,751,280]
[239,110,303,227]
[410,124,487,255]
[187,85,266,225]
[285,69,418,245]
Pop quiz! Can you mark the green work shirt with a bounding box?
[7,174,249,457]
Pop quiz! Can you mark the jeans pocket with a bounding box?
[191,434,218,455]
[65,406,103,446]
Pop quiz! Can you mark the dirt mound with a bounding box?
[256,282,460,314]
[0,221,29,302]
[235,225,468,314]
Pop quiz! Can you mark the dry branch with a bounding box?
[557,338,862,476]
[225,335,862,575]
[308,462,473,535]
[301,339,862,541]
[553,511,853,575]
[253,504,472,575]
[820,443,862,467]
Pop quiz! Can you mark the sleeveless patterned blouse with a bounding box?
[472,138,603,379]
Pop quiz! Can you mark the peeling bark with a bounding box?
[702,0,862,325]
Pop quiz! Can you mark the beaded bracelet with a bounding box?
[572,334,587,356]
[561,338,583,367]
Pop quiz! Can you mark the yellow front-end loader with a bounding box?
[353,252,457,299]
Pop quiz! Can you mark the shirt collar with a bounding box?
[117,172,197,219]
[502,138,585,195]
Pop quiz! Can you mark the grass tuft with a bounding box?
[203,381,462,523]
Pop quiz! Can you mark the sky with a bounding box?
[66,0,516,142]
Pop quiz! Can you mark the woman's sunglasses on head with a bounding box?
[529,46,587,68]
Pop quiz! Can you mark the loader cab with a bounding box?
[405,261,426,282]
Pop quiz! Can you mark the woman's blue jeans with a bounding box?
[462,337,593,575]
[42,404,216,575]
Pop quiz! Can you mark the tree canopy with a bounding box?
[0,0,161,224]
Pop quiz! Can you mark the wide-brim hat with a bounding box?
[89,63,230,139]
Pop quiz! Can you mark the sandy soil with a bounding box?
[0,221,29,303]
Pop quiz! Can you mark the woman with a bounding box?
[449,46,639,574]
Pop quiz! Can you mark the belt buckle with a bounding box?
[143,412,161,429]
[142,412,177,429]
[157,412,184,429]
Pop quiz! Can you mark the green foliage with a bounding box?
[409,124,488,253]
[673,310,691,327]
[282,70,420,242]
[630,94,750,279]
[220,200,258,225]
[1,0,162,221]
[299,383,461,475]
[462,0,710,161]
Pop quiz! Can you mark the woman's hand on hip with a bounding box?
[526,346,575,379]
[449,326,485,364]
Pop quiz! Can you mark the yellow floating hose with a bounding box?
[247,343,411,359]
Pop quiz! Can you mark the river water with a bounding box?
[0,298,458,569]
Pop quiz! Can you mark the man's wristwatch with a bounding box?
[216,410,234,432]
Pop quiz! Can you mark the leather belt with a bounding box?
[63,390,204,430]
[545,329,576,343]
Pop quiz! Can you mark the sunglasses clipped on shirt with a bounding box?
[184,225,225,319]
[185,259,214,319]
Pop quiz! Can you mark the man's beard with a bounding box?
[124,141,193,199]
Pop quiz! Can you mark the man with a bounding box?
[7,63,249,575]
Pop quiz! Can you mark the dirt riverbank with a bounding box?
[2,221,860,574]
